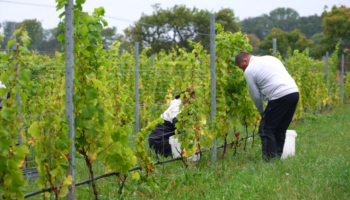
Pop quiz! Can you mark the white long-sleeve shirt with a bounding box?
[160,99,181,123]
[0,81,5,89]
[244,56,298,114]
[0,81,7,108]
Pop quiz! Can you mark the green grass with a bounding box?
[24,104,350,199]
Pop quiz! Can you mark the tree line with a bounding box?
[0,5,349,58]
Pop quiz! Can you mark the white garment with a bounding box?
[244,56,299,114]
[161,99,181,123]
[0,81,6,89]
[0,81,7,107]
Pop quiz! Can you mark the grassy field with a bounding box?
[25,104,350,199]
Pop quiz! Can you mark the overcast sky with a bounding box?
[0,0,348,34]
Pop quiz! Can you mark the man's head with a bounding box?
[235,52,252,72]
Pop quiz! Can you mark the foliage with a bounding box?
[259,28,313,56]
[124,4,240,55]
[246,34,261,54]
[58,0,139,198]
[0,27,31,200]
[0,20,52,54]
[0,1,345,198]
[345,72,350,103]
[320,5,350,55]
[100,26,124,51]
[15,19,43,45]
[241,7,323,41]
[310,32,326,58]
[214,23,260,150]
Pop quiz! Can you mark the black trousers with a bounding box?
[148,138,172,158]
[259,92,299,161]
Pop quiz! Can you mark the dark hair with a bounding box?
[175,87,195,99]
[235,52,251,65]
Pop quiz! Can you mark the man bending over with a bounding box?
[235,52,299,161]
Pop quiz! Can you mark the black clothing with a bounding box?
[0,92,10,109]
[148,118,178,158]
[258,92,299,161]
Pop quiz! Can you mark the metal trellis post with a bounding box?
[326,52,329,111]
[135,42,139,134]
[9,22,16,51]
[10,22,24,148]
[273,38,277,55]
[284,57,287,68]
[65,0,75,199]
[151,54,154,68]
[210,14,217,163]
[322,56,325,74]
[341,54,344,102]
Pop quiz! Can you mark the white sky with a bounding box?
[0,0,348,34]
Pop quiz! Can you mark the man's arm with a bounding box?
[245,72,264,115]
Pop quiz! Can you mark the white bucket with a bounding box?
[169,135,200,161]
[281,130,297,160]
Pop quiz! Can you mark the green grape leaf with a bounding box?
[0,88,7,98]
[86,86,98,100]
[81,12,90,24]
[18,69,31,85]
[63,174,73,187]
[7,39,16,49]
[59,186,69,197]
[131,171,140,181]
[1,73,8,84]
[28,122,40,139]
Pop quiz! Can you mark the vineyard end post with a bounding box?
[119,56,122,75]
[10,22,25,147]
[284,56,287,68]
[210,14,217,163]
[326,52,329,111]
[341,54,344,102]
[65,0,75,199]
[135,42,139,134]
[273,38,277,55]
[151,54,154,68]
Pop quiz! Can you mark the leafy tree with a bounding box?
[16,19,43,45]
[311,32,324,46]
[320,5,350,56]
[241,15,272,41]
[310,33,326,58]
[241,7,323,40]
[297,15,323,38]
[246,33,261,54]
[287,29,314,52]
[0,21,15,50]
[269,8,299,32]
[42,26,63,52]
[100,26,124,51]
[1,19,48,53]
[258,28,289,55]
[124,4,240,55]
[259,28,313,56]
